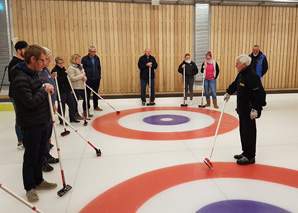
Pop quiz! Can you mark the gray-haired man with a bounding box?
[224,55,266,165]
[81,46,102,112]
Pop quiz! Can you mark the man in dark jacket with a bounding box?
[224,55,266,165]
[81,46,102,111]
[8,40,28,150]
[249,45,268,81]
[178,53,198,106]
[11,44,57,202]
[138,48,158,105]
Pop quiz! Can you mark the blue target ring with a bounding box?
[143,114,190,125]
[196,200,290,213]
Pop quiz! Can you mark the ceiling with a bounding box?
[97,0,298,6]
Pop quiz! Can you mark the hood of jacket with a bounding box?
[13,62,38,77]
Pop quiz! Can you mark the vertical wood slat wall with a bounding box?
[210,5,298,91]
[11,0,193,95]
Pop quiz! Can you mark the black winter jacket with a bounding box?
[178,61,198,76]
[81,55,101,80]
[138,55,158,80]
[8,56,24,98]
[51,65,72,93]
[226,65,266,118]
[11,62,50,128]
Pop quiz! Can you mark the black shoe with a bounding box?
[237,156,255,165]
[234,154,244,160]
[150,102,156,105]
[47,155,59,164]
[142,102,146,106]
[42,163,53,172]
[70,119,80,123]
[74,112,83,120]
[50,143,54,150]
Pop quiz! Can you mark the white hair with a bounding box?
[42,46,52,56]
[88,46,96,51]
[236,54,251,66]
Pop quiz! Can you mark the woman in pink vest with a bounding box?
[200,52,220,108]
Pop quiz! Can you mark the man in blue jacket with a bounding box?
[249,45,268,82]
[81,46,102,111]
[138,48,158,105]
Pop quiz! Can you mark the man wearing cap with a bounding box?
[8,40,28,150]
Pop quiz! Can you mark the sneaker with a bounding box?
[237,156,255,165]
[17,142,24,150]
[150,102,156,105]
[142,102,146,106]
[42,163,53,172]
[94,107,103,111]
[26,189,39,202]
[188,101,193,106]
[234,154,244,160]
[70,119,80,123]
[47,155,59,164]
[36,180,57,190]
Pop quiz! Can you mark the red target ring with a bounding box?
[92,107,238,140]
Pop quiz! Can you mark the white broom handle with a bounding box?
[48,93,65,173]
[210,100,227,159]
[84,83,88,116]
[149,67,151,102]
[0,184,43,213]
[54,77,66,128]
[183,66,186,104]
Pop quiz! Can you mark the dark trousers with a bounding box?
[58,92,76,121]
[184,76,194,100]
[86,79,100,109]
[239,117,256,159]
[74,89,87,113]
[21,123,48,191]
[141,78,155,102]
[42,121,53,165]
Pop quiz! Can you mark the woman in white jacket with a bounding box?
[68,54,89,117]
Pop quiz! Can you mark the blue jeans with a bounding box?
[11,98,23,142]
[204,79,217,100]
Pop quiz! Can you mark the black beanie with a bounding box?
[15,41,28,51]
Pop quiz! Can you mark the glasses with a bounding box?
[46,58,51,61]
[38,58,46,63]
[57,62,64,65]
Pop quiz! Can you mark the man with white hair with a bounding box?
[249,45,268,81]
[224,54,266,165]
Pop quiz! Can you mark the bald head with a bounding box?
[144,48,151,58]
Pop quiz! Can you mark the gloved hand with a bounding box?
[223,93,230,102]
[250,109,258,120]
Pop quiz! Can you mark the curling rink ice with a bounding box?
[1,93,298,213]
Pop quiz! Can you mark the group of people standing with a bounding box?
[7,42,268,202]
[8,42,103,202]
[140,46,267,166]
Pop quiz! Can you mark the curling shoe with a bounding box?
[234,153,244,160]
[237,156,255,165]
[36,180,57,190]
[26,189,39,202]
